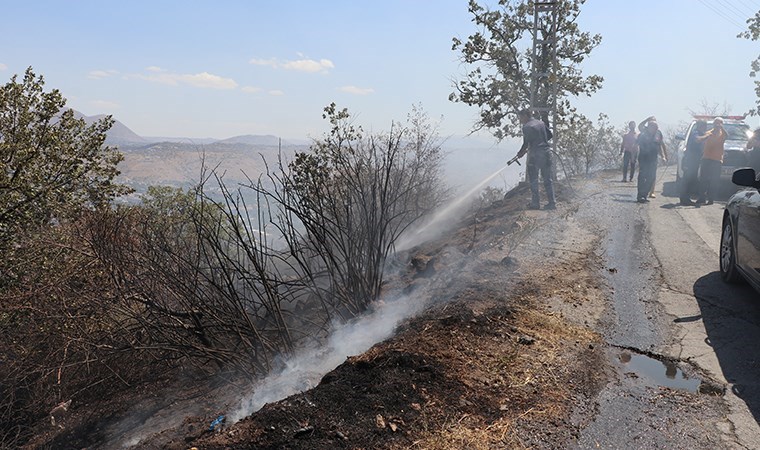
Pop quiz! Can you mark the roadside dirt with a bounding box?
[27,179,617,449]
[162,180,611,449]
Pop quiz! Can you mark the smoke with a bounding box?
[112,144,522,446]
[229,294,426,423]
[228,149,520,423]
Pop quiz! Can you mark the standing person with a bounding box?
[636,116,666,203]
[679,120,708,206]
[746,128,760,173]
[513,108,556,210]
[620,121,638,182]
[697,117,727,205]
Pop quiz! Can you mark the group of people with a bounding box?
[511,109,755,210]
[620,117,669,203]
[622,115,730,206]
[677,117,727,206]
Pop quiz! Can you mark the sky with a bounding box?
[1,0,759,146]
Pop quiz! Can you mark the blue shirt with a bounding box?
[522,118,552,153]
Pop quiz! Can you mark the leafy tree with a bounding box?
[557,112,618,176]
[0,67,129,246]
[450,0,602,140]
[740,11,760,115]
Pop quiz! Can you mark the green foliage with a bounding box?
[739,11,760,115]
[558,112,619,175]
[0,67,130,246]
[450,0,602,140]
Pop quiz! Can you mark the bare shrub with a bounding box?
[84,104,447,378]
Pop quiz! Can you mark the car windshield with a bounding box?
[717,123,751,141]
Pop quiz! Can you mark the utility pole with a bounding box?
[530,1,559,158]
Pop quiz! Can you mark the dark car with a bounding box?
[720,168,760,292]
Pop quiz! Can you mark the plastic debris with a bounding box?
[209,415,226,432]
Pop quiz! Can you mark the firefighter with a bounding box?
[514,108,556,210]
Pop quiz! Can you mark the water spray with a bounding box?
[394,162,513,252]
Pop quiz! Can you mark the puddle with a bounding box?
[617,351,700,393]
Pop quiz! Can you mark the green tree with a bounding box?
[740,12,760,115]
[450,0,602,140]
[557,112,618,176]
[0,67,129,245]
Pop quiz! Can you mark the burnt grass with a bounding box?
[28,181,611,449]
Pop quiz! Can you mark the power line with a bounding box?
[714,0,752,24]
[731,0,759,16]
[696,0,746,30]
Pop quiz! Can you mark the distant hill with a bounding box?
[218,135,281,146]
[69,109,149,147]
[116,140,309,193]
[141,136,218,145]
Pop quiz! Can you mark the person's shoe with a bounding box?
[637,197,648,203]
[527,203,540,210]
[543,202,557,210]
[621,177,627,182]
[649,193,656,198]
[629,177,634,182]
[679,199,697,206]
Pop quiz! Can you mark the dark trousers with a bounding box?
[637,157,657,201]
[698,159,721,202]
[527,150,556,206]
[680,156,700,202]
[622,152,636,181]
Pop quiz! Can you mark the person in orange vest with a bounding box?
[696,117,726,205]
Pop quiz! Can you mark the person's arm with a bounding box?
[516,140,529,159]
[620,137,625,155]
[638,116,655,132]
[748,134,760,149]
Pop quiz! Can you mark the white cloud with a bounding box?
[282,59,334,73]
[0,63,7,71]
[268,90,284,96]
[179,72,238,89]
[242,86,262,94]
[249,57,334,74]
[90,99,120,110]
[130,69,238,90]
[338,85,375,95]
[249,58,278,69]
[87,69,118,80]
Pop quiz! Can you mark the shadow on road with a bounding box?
[693,271,760,423]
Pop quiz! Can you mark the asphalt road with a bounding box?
[569,167,760,449]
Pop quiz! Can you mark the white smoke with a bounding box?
[229,294,426,422]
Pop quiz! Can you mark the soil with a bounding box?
[25,179,617,449]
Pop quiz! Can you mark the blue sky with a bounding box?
[1,0,759,145]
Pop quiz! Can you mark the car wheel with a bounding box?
[720,217,742,283]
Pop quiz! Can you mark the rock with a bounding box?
[518,335,535,345]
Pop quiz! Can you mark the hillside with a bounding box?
[115,141,305,193]
[24,179,607,449]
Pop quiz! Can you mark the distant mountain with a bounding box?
[217,135,281,146]
[69,109,149,147]
[142,136,218,145]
